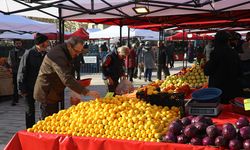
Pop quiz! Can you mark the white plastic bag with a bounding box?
[115,79,134,95]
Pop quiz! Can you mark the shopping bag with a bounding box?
[115,79,134,95]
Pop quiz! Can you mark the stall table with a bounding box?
[4,105,249,150]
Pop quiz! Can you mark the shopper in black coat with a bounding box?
[17,33,49,128]
[157,41,170,80]
[204,31,242,104]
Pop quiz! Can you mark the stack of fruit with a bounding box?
[160,63,208,95]
[27,96,180,142]
[137,85,160,95]
[163,116,250,150]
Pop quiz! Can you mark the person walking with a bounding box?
[72,53,85,80]
[34,36,100,119]
[102,46,129,94]
[17,33,49,128]
[100,42,109,60]
[157,41,170,80]
[8,39,25,106]
[142,41,155,82]
[125,44,137,82]
[166,42,175,68]
[137,42,144,79]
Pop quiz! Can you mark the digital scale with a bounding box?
[186,99,222,116]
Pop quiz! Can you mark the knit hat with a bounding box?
[34,33,48,45]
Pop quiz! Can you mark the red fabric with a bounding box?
[174,53,184,61]
[45,33,71,40]
[69,28,89,40]
[5,130,219,150]
[125,49,136,68]
[45,28,89,40]
[72,10,250,28]
[5,104,250,150]
[166,32,213,41]
[212,104,250,126]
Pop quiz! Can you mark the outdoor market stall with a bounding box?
[4,62,250,150]
[4,104,245,150]
[89,26,159,39]
[1,0,250,150]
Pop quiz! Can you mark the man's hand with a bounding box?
[86,91,100,99]
[107,77,114,85]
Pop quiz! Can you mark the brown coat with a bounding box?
[34,43,89,104]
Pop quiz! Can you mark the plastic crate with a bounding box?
[136,91,185,117]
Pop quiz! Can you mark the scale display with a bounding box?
[186,99,222,116]
[191,108,215,114]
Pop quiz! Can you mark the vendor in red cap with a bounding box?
[17,32,49,128]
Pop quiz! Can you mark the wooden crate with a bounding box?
[0,77,13,96]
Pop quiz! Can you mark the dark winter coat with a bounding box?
[157,45,167,65]
[204,45,241,103]
[72,53,85,71]
[17,46,46,95]
[34,43,89,104]
[8,48,26,74]
[102,50,125,81]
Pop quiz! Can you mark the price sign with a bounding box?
[244,99,250,111]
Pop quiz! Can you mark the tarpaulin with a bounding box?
[4,130,220,150]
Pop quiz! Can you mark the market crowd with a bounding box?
[5,30,250,128]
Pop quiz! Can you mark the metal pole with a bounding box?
[58,7,65,110]
[62,20,65,42]
[182,29,185,68]
[59,7,63,44]
[157,29,164,80]
[120,25,122,46]
[128,27,130,47]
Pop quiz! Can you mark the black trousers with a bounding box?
[127,68,135,82]
[25,93,35,129]
[12,74,19,103]
[157,64,170,80]
[105,79,119,94]
[40,102,59,120]
[168,56,175,68]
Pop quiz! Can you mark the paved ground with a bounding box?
[0,61,191,149]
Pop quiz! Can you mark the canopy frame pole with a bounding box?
[157,28,164,80]
[119,20,123,47]
[58,7,65,110]
[182,29,185,68]
[128,27,130,47]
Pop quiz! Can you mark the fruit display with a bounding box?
[137,85,160,95]
[27,96,180,142]
[160,63,208,95]
[163,116,250,150]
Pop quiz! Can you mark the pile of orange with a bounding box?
[28,96,180,142]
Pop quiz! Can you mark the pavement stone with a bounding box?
[0,61,191,148]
